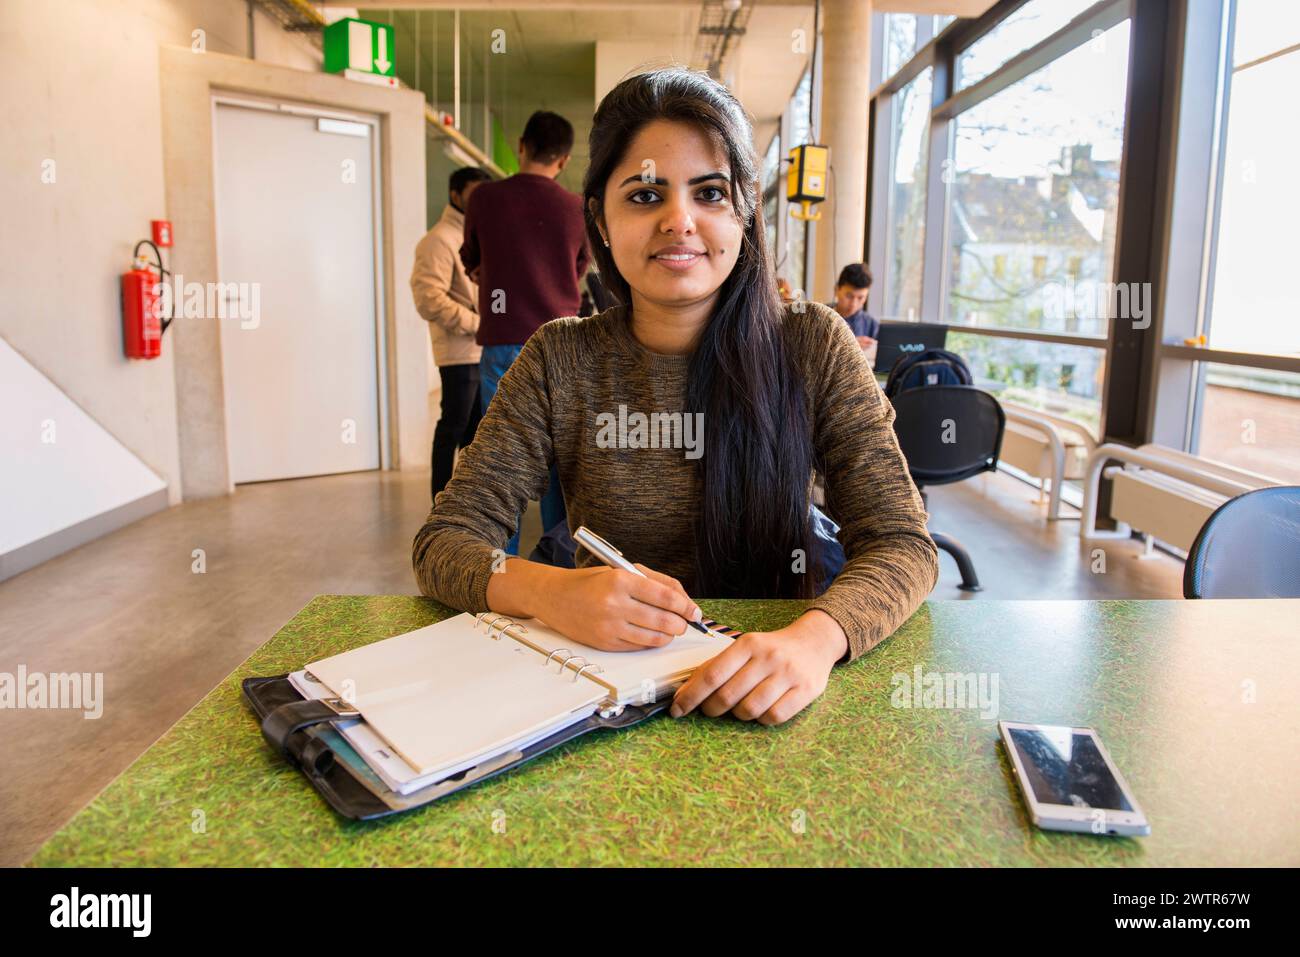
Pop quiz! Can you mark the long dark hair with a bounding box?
[582,68,818,599]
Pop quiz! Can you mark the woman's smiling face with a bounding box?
[594,119,745,310]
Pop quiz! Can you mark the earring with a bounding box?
[603,237,610,247]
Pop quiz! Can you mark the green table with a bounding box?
[30,597,1299,866]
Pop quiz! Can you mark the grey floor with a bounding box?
[0,466,1181,865]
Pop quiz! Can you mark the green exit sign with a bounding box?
[323,17,395,77]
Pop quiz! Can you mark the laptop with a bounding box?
[872,320,949,373]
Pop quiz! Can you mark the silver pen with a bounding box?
[572,526,716,637]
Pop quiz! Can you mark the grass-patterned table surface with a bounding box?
[29,597,1300,866]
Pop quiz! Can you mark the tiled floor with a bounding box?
[0,466,1182,865]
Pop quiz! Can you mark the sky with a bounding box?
[1210,1,1300,355]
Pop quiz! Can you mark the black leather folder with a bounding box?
[241,674,672,820]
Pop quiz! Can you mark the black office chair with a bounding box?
[891,385,1006,591]
[1183,485,1300,598]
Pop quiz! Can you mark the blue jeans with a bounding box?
[480,344,567,556]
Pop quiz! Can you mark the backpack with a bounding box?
[884,348,973,399]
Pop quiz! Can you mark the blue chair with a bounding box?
[1183,485,1300,598]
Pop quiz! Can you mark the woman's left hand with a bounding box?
[669,611,848,726]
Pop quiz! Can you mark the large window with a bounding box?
[785,68,813,296]
[956,0,1098,89]
[761,132,781,271]
[884,67,931,319]
[939,18,1131,430]
[1197,366,1300,483]
[1186,0,1300,481]
[867,0,1145,439]
[947,20,1130,341]
[1204,2,1300,355]
[882,14,959,84]
[883,14,919,79]
[949,332,1106,435]
[870,0,1300,471]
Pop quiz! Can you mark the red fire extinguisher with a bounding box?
[121,239,171,359]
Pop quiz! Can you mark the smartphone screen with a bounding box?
[1006,725,1132,811]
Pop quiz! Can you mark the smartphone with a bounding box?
[998,720,1150,836]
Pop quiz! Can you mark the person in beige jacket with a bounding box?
[410,166,492,501]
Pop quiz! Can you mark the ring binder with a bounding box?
[543,648,572,668]
[244,609,739,819]
[475,612,515,637]
[242,672,673,820]
[479,614,607,683]
[474,611,529,640]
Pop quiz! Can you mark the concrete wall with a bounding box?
[158,45,429,496]
[1,0,427,508]
[0,0,321,505]
[595,39,695,107]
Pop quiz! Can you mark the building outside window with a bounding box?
[943,19,1131,435]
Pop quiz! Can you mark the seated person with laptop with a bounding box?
[828,263,879,355]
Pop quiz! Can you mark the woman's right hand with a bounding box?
[533,563,703,652]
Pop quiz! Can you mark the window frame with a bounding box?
[867,0,1135,437]
[881,63,934,321]
[1176,0,1300,460]
[1143,0,1300,467]
[866,0,1300,479]
[770,67,818,300]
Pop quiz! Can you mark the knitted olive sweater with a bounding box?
[412,301,938,662]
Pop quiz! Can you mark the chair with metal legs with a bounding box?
[890,385,1007,592]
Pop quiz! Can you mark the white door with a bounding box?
[214,100,383,483]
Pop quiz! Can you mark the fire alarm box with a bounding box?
[151,220,173,247]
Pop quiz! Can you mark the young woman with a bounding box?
[413,68,938,726]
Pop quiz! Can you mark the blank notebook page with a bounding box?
[511,618,734,702]
[306,615,607,777]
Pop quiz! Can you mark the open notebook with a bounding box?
[302,612,736,793]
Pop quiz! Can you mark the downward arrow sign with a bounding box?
[374,28,391,73]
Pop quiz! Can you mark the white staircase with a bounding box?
[1,338,168,582]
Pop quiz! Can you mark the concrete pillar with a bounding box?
[812,0,873,303]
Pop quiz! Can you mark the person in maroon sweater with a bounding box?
[459,110,590,554]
